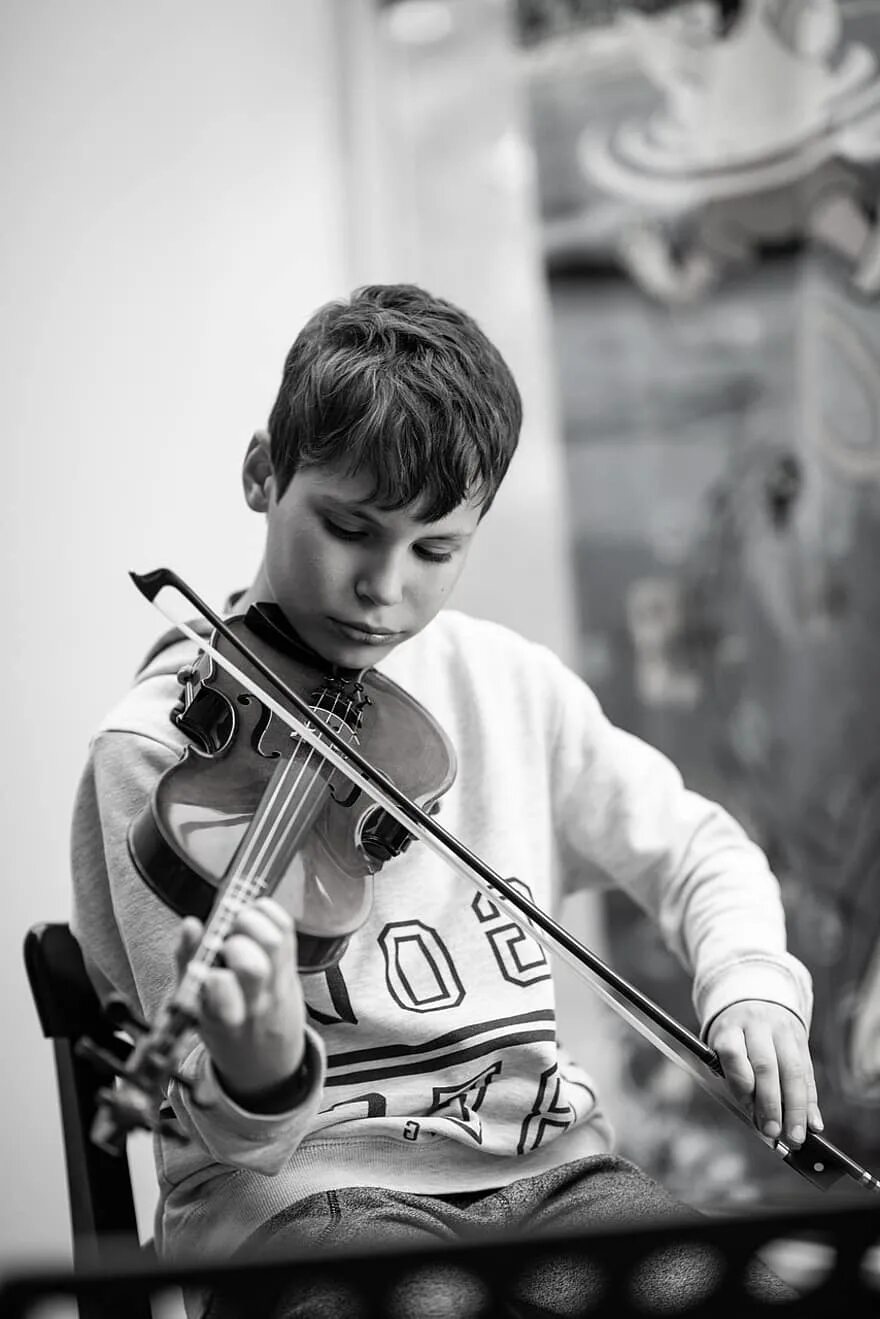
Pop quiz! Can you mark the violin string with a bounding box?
[187,702,345,972]
[180,687,356,988]
[181,730,338,991]
[218,686,354,908]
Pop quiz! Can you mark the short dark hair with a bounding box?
[267,284,522,520]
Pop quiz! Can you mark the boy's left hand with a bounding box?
[706,1000,823,1149]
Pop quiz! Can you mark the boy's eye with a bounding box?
[322,514,454,563]
[415,544,454,564]
[322,517,366,541]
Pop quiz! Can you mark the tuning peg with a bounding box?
[103,995,148,1035]
[76,1035,129,1079]
[90,1083,159,1154]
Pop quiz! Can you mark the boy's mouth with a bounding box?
[329,618,403,646]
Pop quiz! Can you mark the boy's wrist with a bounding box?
[216,1043,314,1115]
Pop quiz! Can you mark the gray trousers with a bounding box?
[202,1154,793,1317]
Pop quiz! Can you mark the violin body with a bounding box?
[129,608,457,971]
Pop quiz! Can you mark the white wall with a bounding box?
[0,0,351,1262]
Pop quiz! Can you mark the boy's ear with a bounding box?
[242,430,275,512]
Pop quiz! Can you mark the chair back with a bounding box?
[24,922,153,1318]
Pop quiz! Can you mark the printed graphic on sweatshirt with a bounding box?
[517,1062,585,1155]
[424,1059,504,1144]
[320,1091,387,1121]
[305,962,359,1026]
[323,1010,557,1090]
[379,920,466,1012]
[315,1024,595,1154]
[471,880,551,987]
[306,889,552,1026]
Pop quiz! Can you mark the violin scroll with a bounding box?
[81,999,211,1154]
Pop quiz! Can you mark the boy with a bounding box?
[71,284,818,1317]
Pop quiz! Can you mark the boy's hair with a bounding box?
[267,284,522,520]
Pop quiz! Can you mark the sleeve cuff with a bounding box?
[204,1028,326,1124]
[695,955,814,1041]
[175,1028,327,1174]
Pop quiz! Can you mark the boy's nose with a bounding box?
[355,554,406,607]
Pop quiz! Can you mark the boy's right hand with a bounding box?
[175,897,307,1113]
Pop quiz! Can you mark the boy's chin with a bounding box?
[316,621,403,670]
[326,638,400,670]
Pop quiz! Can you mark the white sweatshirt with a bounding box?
[70,608,812,1263]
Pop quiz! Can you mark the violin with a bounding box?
[127,599,455,973]
[87,587,454,1152]
[85,568,880,1198]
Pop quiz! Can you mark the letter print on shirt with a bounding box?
[321,1011,557,1091]
[305,962,359,1026]
[426,1059,503,1144]
[320,1092,388,1121]
[379,920,465,1012]
[518,1063,581,1155]
[471,879,551,987]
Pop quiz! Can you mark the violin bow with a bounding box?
[131,567,880,1196]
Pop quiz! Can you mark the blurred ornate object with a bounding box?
[525,1,880,302]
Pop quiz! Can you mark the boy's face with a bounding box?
[245,447,483,669]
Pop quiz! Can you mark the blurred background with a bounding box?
[2,0,880,1272]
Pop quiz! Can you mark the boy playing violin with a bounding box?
[71,284,818,1316]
